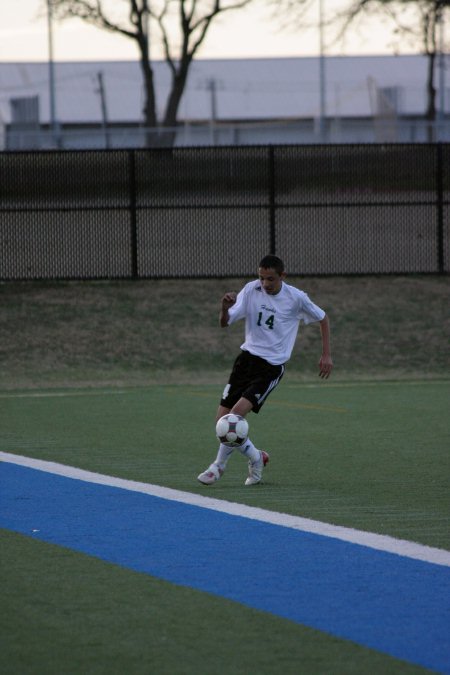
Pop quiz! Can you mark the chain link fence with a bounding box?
[1,144,449,280]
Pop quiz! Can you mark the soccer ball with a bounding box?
[216,413,249,448]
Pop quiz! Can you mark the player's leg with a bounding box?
[197,353,283,486]
[214,398,256,474]
[231,410,269,486]
[197,354,249,485]
[197,399,253,484]
[197,404,233,485]
[236,358,285,485]
[207,391,258,479]
[198,395,267,486]
[221,397,253,420]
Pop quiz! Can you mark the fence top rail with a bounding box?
[2,143,448,278]
[2,141,450,156]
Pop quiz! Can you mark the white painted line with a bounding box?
[0,390,131,399]
[2,451,450,568]
[1,378,449,400]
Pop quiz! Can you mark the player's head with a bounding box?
[258,255,286,295]
[259,255,284,275]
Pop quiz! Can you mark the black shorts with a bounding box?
[220,350,285,414]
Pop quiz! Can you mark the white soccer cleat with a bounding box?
[197,463,224,485]
[244,450,269,486]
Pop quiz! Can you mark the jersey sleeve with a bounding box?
[227,284,249,325]
[298,292,326,325]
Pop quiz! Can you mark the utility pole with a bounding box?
[207,78,218,145]
[318,0,327,142]
[438,10,446,131]
[47,0,59,146]
[96,71,110,149]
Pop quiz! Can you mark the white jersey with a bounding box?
[227,280,325,366]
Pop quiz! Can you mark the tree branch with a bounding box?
[51,0,137,38]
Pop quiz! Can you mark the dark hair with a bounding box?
[259,255,285,275]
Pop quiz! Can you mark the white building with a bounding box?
[1,54,449,148]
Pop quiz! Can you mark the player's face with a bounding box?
[258,267,285,295]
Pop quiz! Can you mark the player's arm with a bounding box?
[219,292,237,327]
[318,314,333,379]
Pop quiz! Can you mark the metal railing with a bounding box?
[1,143,448,280]
[4,118,450,151]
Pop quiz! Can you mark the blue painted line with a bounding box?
[2,463,450,673]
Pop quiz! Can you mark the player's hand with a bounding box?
[319,355,333,379]
[222,292,237,309]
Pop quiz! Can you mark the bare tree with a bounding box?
[340,0,449,123]
[272,0,449,129]
[49,0,253,141]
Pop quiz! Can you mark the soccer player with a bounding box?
[197,254,333,486]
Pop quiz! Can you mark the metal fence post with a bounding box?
[268,145,276,255]
[128,149,138,279]
[436,143,444,274]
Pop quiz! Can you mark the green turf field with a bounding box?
[1,528,430,675]
[1,276,449,674]
[2,380,449,548]
[2,380,448,674]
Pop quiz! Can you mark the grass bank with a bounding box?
[1,275,449,389]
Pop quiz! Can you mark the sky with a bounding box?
[0,0,417,63]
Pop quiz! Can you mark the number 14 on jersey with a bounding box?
[257,312,275,330]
